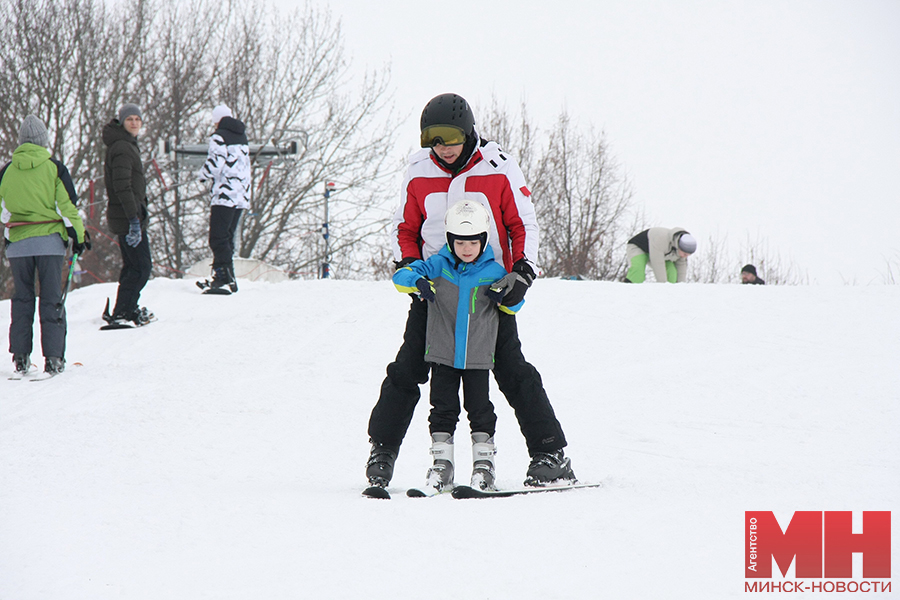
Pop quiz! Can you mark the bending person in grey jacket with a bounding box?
[624,227,697,283]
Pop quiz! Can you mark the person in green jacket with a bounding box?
[0,115,88,376]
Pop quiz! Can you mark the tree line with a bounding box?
[0,0,804,300]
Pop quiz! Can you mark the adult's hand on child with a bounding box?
[500,260,536,306]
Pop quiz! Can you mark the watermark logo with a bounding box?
[745,511,891,593]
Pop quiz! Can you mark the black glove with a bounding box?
[485,285,506,304]
[394,256,418,270]
[501,259,536,306]
[416,278,435,302]
[73,230,91,254]
[67,227,90,254]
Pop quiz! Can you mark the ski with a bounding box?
[407,484,456,498]
[29,372,60,382]
[10,361,82,381]
[362,485,391,499]
[451,481,602,499]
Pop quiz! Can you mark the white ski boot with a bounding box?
[424,432,455,492]
[470,432,497,491]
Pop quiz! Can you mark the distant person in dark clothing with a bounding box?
[741,264,765,285]
[102,103,154,327]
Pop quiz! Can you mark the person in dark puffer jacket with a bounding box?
[102,103,153,326]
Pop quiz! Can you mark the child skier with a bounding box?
[392,200,523,492]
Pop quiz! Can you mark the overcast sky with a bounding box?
[280,0,900,284]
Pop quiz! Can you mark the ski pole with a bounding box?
[57,252,78,322]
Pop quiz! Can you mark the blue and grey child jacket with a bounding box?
[393,244,523,370]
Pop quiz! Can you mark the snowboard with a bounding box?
[100,299,156,329]
[100,322,138,330]
[196,280,236,295]
[451,481,602,499]
[362,485,391,499]
[202,287,232,295]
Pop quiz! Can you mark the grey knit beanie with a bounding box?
[18,115,49,148]
[677,233,697,254]
[118,103,142,123]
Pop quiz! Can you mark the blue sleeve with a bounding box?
[392,256,444,292]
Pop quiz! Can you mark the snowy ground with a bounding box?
[1,277,897,599]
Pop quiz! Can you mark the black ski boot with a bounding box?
[200,267,237,295]
[365,440,398,487]
[134,307,155,325]
[44,357,65,375]
[524,448,576,487]
[210,267,231,290]
[13,353,31,376]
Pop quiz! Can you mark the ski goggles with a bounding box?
[420,125,467,148]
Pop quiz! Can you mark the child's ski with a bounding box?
[406,484,456,498]
[451,481,601,499]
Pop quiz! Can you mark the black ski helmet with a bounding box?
[420,93,475,137]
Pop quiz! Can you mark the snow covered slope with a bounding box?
[1,278,897,599]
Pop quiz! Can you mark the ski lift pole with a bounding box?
[322,181,335,279]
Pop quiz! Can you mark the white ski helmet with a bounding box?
[444,200,491,259]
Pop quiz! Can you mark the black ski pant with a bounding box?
[367,298,567,455]
[428,364,496,437]
[8,254,67,359]
[113,232,152,317]
[209,205,242,270]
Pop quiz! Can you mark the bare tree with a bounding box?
[686,232,808,284]
[530,113,636,279]
[133,0,230,277]
[145,1,402,279]
[478,102,641,280]
[0,0,151,297]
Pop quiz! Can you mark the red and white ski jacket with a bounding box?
[391,138,539,273]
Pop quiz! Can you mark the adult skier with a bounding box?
[366,93,575,489]
[623,227,697,283]
[197,104,250,293]
[102,103,154,326]
[0,115,88,375]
